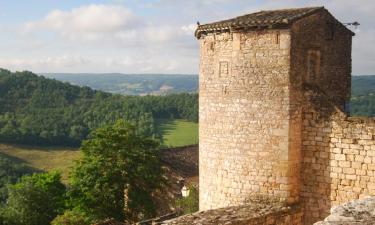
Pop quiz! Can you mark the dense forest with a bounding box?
[0,155,35,204]
[0,69,198,146]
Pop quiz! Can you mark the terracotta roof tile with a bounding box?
[195,7,324,38]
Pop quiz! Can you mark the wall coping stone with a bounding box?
[161,202,301,225]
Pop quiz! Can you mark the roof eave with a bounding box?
[195,23,290,39]
[194,6,325,39]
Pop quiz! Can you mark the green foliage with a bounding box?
[1,171,66,225]
[350,76,375,117]
[351,94,375,116]
[0,69,198,146]
[68,120,164,223]
[51,210,91,225]
[175,185,199,214]
[139,93,198,122]
[0,156,35,204]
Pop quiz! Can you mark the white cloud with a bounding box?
[0,51,199,74]
[181,24,197,35]
[25,4,137,33]
[1,1,373,74]
[22,4,196,49]
[0,55,90,72]
[24,4,140,43]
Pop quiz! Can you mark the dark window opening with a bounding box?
[306,50,321,82]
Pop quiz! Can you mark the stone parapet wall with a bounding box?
[162,202,302,225]
[329,117,375,203]
[301,90,375,224]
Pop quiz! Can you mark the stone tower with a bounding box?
[196,7,353,211]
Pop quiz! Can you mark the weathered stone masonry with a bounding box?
[301,90,375,224]
[193,6,374,225]
[199,29,295,209]
[163,201,303,225]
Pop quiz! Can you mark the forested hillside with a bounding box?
[351,76,375,116]
[0,69,198,146]
[45,73,375,117]
[0,68,373,147]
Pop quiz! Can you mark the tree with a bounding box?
[68,120,164,223]
[51,210,90,225]
[0,69,199,147]
[1,171,66,225]
[0,157,34,203]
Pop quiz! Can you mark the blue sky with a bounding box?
[0,0,374,74]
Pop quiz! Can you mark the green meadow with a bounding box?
[156,119,199,147]
[0,144,81,183]
[0,119,199,182]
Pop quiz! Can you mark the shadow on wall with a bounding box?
[301,84,338,224]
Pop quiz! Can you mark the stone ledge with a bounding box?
[314,196,375,225]
[161,202,302,225]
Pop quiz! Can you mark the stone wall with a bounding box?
[197,6,360,224]
[291,10,352,108]
[162,202,303,225]
[198,8,354,212]
[301,89,375,225]
[313,196,375,225]
[289,10,355,225]
[199,29,300,210]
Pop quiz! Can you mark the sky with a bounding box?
[0,0,373,75]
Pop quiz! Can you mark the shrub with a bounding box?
[51,210,91,225]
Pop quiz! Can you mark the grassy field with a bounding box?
[156,119,199,147]
[0,119,198,182]
[0,144,80,183]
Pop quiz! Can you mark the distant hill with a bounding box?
[43,73,374,97]
[352,75,375,96]
[42,73,198,96]
[351,75,375,117]
[0,69,198,146]
[42,73,374,116]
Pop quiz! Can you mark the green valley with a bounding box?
[0,144,80,183]
[0,119,198,184]
[156,119,198,147]
[0,69,198,147]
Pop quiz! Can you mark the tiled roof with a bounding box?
[195,7,324,38]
